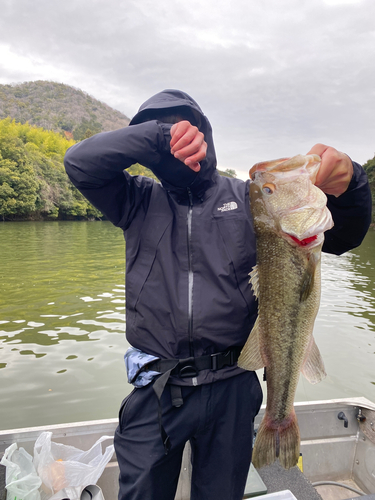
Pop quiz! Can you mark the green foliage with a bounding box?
[0,157,38,216]
[0,81,241,219]
[0,82,132,204]
[363,154,375,223]
[127,163,158,181]
[0,118,102,220]
[127,164,238,181]
[363,156,375,184]
[0,118,241,221]
[73,117,103,141]
[222,168,237,178]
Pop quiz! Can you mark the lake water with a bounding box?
[0,221,374,431]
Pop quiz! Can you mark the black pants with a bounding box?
[114,371,262,500]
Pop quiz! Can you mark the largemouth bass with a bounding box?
[238,154,334,469]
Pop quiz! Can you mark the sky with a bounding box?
[0,0,374,180]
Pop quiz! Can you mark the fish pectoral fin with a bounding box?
[249,264,260,299]
[238,317,266,371]
[299,254,318,302]
[301,336,326,384]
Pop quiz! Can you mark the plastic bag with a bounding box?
[0,443,42,500]
[33,432,114,500]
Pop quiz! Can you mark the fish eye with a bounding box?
[262,183,275,195]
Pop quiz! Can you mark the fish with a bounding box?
[238,154,334,469]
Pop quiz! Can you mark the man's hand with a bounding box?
[170,121,207,172]
[307,144,353,197]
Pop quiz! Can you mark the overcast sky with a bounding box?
[0,0,374,179]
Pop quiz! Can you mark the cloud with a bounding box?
[0,0,374,178]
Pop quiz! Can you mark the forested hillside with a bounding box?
[0,82,155,220]
[0,81,130,141]
[363,156,375,224]
[0,81,237,221]
[0,118,97,220]
[0,118,235,221]
[2,80,371,224]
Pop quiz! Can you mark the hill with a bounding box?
[0,81,130,141]
[0,81,238,221]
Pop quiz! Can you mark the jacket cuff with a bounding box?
[158,122,173,152]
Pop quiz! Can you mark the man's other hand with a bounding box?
[307,143,353,197]
[170,121,207,172]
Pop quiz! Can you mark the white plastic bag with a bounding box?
[33,432,114,500]
[1,443,42,500]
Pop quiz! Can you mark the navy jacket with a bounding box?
[64,90,372,385]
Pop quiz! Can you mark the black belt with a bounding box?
[148,346,243,378]
[148,346,243,454]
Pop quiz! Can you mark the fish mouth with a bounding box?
[280,205,334,249]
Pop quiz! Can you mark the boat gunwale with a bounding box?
[1,397,374,439]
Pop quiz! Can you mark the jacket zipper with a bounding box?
[187,188,194,357]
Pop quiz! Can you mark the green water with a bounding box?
[0,221,128,430]
[0,221,374,431]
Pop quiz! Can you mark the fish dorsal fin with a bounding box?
[301,335,326,384]
[249,265,260,299]
[238,316,266,371]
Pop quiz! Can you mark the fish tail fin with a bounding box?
[252,410,300,470]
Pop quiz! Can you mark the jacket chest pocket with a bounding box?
[213,215,256,307]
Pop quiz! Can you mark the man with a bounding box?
[64,89,372,500]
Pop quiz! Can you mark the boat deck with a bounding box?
[315,479,364,499]
[1,465,5,500]
[2,462,371,500]
[1,398,374,500]
[256,462,322,499]
[255,463,373,499]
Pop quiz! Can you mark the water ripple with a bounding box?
[1,221,375,431]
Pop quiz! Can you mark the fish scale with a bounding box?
[238,154,332,469]
[259,234,317,412]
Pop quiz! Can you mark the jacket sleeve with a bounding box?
[323,161,372,255]
[64,121,172,229]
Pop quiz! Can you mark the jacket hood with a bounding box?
[130,89,217,198]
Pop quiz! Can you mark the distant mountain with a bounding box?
[0,80,130,141]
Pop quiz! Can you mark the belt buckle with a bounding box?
[211,349,234,371]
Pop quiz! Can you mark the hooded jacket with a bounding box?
[64,89,372,386]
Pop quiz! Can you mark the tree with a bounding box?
[127,163,158,180]
[0,130,39,219]
[0,118,103,220]
[0,157,39,219]
[73,117,102,141]
[363,154,375,223]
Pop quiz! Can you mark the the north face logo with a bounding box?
[217,201,238,212]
